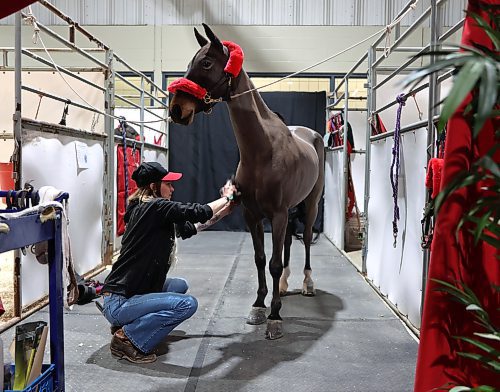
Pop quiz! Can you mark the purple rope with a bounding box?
[119,118,129,209]
[390,93,406,247]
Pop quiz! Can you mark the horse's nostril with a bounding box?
[170,104,182,120]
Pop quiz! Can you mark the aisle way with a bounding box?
[2,232,418,391]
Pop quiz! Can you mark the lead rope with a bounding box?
[390,93,407,247]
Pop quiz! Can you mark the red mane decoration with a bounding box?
[167,78,207,100]
[222,41,244,77]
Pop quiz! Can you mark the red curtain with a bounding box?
[0,1,38,19]
[414,1,500,390]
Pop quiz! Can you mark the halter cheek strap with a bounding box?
[167,41,244,104]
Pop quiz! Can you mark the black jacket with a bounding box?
[102,198,213,298]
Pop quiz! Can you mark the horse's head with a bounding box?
[168,24,244,125]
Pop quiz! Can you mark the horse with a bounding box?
[168,24,324,340]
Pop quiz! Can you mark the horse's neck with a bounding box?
[227,71,274,160]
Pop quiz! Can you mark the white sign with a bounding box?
[75,141,89,169]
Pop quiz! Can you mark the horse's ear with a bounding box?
[194,27,208,47]
[202,23,223,51]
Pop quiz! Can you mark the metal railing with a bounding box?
[5,1,171,323]
[324,0,463,330]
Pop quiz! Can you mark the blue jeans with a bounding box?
[102,278,198,354]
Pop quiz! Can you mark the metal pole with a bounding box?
[339,80,350,251]
[13,13,24,320]
[421,0,441,316]
[165,78,170,166]
[49,215,65,392]
[14,12,22,185]
[140,76,145,161]
[103,49,115,264]
[362,45,376,274]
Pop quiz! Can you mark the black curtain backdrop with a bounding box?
[169,91,326,231]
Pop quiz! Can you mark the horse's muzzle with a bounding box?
[169,103,194,126]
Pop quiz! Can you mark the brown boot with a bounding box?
[110,329,157,364]
[110,325,122,335]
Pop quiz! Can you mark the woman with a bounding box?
[101,161,237,364]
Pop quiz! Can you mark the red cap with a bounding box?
[162,172,183,182]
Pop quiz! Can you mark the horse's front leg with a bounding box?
[266,211,288,340]
[244,209,267,325]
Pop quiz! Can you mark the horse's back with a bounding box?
[289,126,325,162]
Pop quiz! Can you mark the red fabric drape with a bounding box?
[414,1,500,390]
[0,1,38,19]
[116,145,140,236]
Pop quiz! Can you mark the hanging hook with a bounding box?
[35,94,43,119]
[59,100,70,126]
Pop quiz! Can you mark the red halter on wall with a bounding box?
[167,41,244,102]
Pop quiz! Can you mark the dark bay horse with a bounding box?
[168,24,324,340]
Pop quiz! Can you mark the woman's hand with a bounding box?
[220,179,238,201]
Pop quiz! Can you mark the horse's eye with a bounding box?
[201,59,212,69]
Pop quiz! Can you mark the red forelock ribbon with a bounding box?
[167,78,207,100]
[222,41,244,78]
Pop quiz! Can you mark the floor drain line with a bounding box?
[183,236,245,392]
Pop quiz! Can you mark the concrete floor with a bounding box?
[1,232,418,392]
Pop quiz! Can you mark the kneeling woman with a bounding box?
[101,161,236,364]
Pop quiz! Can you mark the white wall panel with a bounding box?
[397,129,426,327]
[323,149,343,247]
[1,0,465,26]
[347,110,367,214]
[365,128,426,327]
[21,130,104,306]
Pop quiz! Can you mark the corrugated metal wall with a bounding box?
[0,0,466,26]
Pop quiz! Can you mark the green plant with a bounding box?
[433,279,500,392]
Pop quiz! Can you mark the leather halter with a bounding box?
[167,41,244,113]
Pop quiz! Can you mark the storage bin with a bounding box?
[5,364,54,392]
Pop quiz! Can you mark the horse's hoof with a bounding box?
[301,283,316,297]
[246,307,267,325]
[265,320,283,340]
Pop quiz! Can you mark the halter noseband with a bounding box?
[167,41,244,112]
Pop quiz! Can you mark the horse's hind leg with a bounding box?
[301,203,316,296]
[302,139,324,296]
[244,209,267,325]
[302,190,322,296]
[279,221,293,296]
